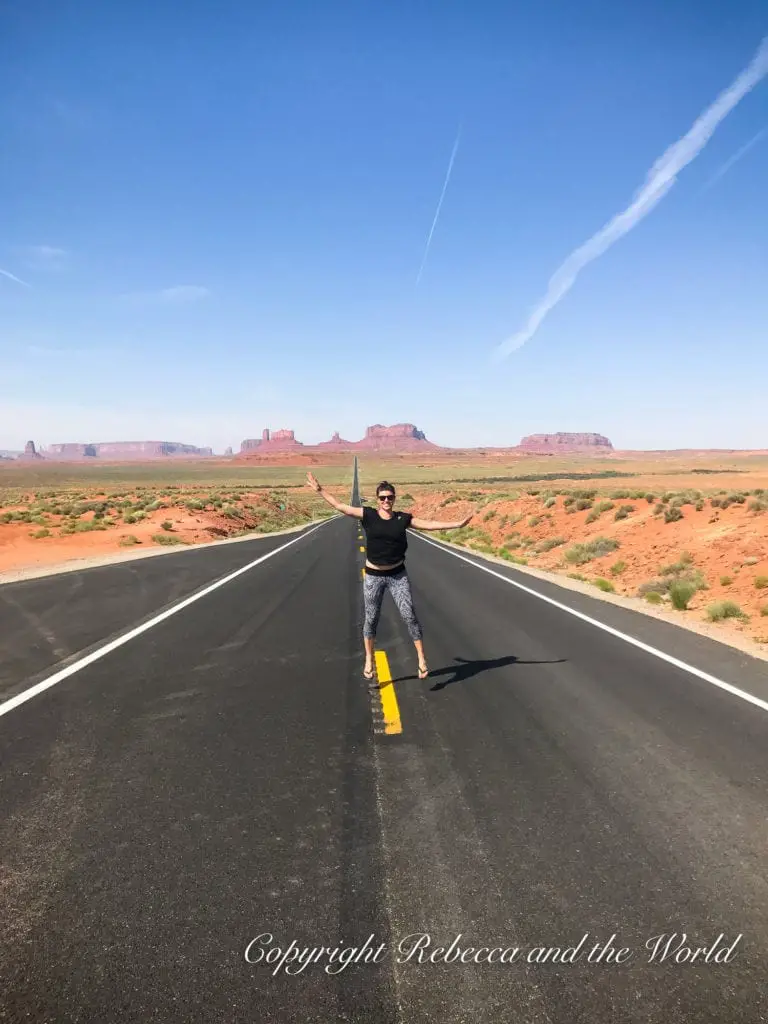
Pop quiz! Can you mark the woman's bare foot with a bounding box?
[418,663,429,680]
[364,662,374,680]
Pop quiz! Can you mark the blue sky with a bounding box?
[1,0,767,453]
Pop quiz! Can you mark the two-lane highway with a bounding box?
[1,511,768,1022]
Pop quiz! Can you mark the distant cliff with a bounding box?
[518,432,613,453]
[44,441,213,459]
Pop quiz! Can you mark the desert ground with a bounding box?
[2,452,768,653]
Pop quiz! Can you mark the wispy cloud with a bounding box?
[416,123,462,286]
[121,285,211,305]
[492,36,768,361]
[698,127,767,195]
[0,267,31,288]
[21,245,69,271]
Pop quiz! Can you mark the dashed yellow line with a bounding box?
[374,650,402,735]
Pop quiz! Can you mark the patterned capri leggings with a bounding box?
[363,569,423,641]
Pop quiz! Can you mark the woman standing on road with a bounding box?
[306,472,473,680]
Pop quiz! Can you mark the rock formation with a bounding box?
[44,441,213,459]
[518,432,613,453]
[317,431,354,446]
[18,440,44,461]
[354,424,436,450]
[240,429,303,452]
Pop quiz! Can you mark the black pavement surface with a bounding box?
[1,514,768,1023]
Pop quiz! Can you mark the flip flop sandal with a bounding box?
[363,666,375,680]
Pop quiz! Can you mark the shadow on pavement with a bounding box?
[390,654,566,691]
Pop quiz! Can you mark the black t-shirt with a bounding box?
[361,507,413,564]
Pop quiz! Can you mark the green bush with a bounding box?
[575,498,593,511]
[610,560,626,576]
[119,535,141,547]
[669,580,698,610]
[593,578,615,592]
[30,528,50,539]
[755,576,768,590]
[564,537,620,565]
[761,606,768,617]
[614,504,635,521]
[151,533,187,546]
[160,520,174,531]
[645,591,663,604]
[528,516,541,527]
[720,575,733,586]
[664,506,684,523]
[660,552,694,576]
[543,497,556,508]
[706,601,748,622]
[536,536,565,552]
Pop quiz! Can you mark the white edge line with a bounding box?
[414,532,768,714]
[0,518,339,720]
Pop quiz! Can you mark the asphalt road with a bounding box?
[1,506,768,1023]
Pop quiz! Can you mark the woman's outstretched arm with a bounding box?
[306,472,364,519]
[409,513,473,531]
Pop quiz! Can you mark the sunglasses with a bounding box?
[378,494,395,502]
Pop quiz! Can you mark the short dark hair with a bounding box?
[376,480,396,496]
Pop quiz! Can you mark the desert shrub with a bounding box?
[743,556,759,566]
[504,538,522,549]
[664,506,684,523]
[30,528,50,539]
[720,575,733,586]
[610,560,626,576]
[528,515,541,527]
[645,591,663,604]
[151,533,187,546]
[727,492,747,504]
[563,496,575,507]
[609,490,632,500]
[645,493,656,503]
[755,576,768,590]
[564,537,620,565]
[567,573,587,581]
[483,510,497,521]
[543,497,557,508]
[661,552,694,575]
[593,578,615,592]
[401,493,414,502]
[536,536,565,552]
[669,579,698,610]
[575,498,593,511]
[706,601,748,622]
[119,535,141,547]
[748,498,768,513]
[160,520,174,531]
[615,504,635,520]
[761,606,768,617]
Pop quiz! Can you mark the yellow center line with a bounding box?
[374,650,402,735]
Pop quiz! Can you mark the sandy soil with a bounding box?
[406,486,768,654]
[2,457,768,661]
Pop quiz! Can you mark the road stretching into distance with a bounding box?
[2,457,768,1022]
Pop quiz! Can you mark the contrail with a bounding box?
[698,126,767,195]
[0,267,31,288]
[415,124,461,286]
[492,36,768,361]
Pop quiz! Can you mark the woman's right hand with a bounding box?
[306,471,321,492]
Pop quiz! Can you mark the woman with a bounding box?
[306,472,472,680]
